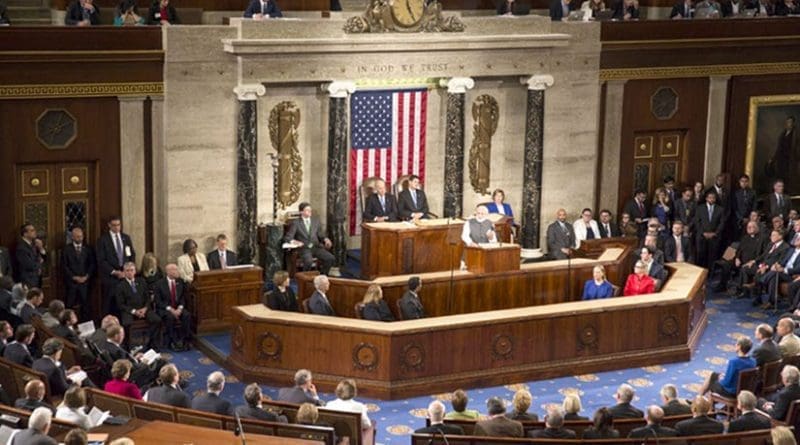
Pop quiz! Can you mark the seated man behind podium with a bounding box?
[397,175,430,221]
[277,368,325,406]
[243,0,282,18]
[361,284,395,322]
[207,233,238,270]
[192,371,234,416]
[308,275,335,316]
[461,205,497,247]
[285,202,335,276]
[363,179,399,223]
[115,262,161,350]
[399,276,426,320]
[154,264,191,352]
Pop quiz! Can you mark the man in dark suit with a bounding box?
[10,407,57,445]
[191,371,234,416]
[242,0,282,18]
[277,369,325,406]
[206,233,238,270]
[96,216,136,316]
[694,190,725,269]
[284,202,335,276]
[640,246,667,289]
[527,408,576,438]
[628,405,678,438]
[751,324,781,367]
[414,400,464,435]
[759,365,800,420]
[99,324,158,388]
[3,324,35,367]
[728,390,772,432]
[397,175,430,220]
[19,288,44,324]
[363,179,399,223]
[768,179,792,221]
[62,226,95,322]
[720,221,767,297]
[144,364,191,408]
[549,0,575,20]
[399,276,426,320]
[15,223,46,288]
[307,275,335,316]
[674,187,697,234]
[64,0,100,25]
[675,395,723,436]
[664,221,693,263]
[659,384,691,417]
[14,380,55,414]
[236,383,287,422]
[597,209,621,238]
[608,384,644,419]
[0,246,13,279]
[623,190,649,239]
[154,264,191,351]
[746,230,790,302]
[733,174,757,234]
[0,321,11,356]
[546,208,575,260]
[115,262,161,349]
[757,244,800,308]
[474,397,524,437]
[32,338,90,397]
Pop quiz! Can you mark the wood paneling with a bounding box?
[191,267,264,333]
[53,0,329,12]
[0,27,162,51]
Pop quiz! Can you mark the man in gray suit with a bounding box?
[546,208,575,260]
[277,369,325,406]
[11,407,57,445]
[284,202,335,275]
[308,275,335,316]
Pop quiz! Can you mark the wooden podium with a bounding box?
[190,266,263,334]
[464,244,521,274]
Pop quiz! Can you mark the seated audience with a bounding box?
[619,212,638,238]
[414,400,464,434]
[284,202,335,275]
[758,244,800,309]
[52,309,81,346]
[308,274,335,316]
[65,0,100,25]
[675,395,723,436]
[3,323,34,367]
[573,208,600,248]
[104,359,142,400]
[777,317,800,357]
[296,402,326,427]
[363,179,399,223]
[582,265,613,300]
[10,406,56,445]
[99,325,159,389]
[55,386,92,430]
[361,284,395,322]
[486,189,514,221]
[562,393,587,420]
[207,233,237,269]
[20,287,44,324]
[607,383,644,418]
[147,0,179,25]
[236,383,286,422]
[581,0,606,17]
[192,371,234,416]
[722,221,766,297]
[528,407,575,439]
[143,364,190,408]
[640,246,667,289]
[581,407,618,439]
[14,379,55,414]
[728,390,771,432]
[114,0,144,25]
[34,338,91,397]
[115,262,161,350]
[747,230,789,301]
[243,0,283,18]
[549,0,576,20]
[612,0,640,19]
[154,263,191,351]
[759,365,800,420]
[64,429,88,445]
[399,276,426,320]
[670,0,694,18]
[474,396,524,437]
[462,205,497,247]
[659,383,691,416]
[664,221,693,263]
[751,323,781,367]
[597,209,620,238]
[176,239,209,283]
[0,278,14,316]
[267,270,298,311]
[445,389,479,420]
[628,405,678,438]
[41,299,64,330]
[397,175,430,220]
[699,336,755,398]
[772,426,798,445]
[623,261,655,296]
[506,389,538,421]
[326,379,372,430]
[277,368,325,406]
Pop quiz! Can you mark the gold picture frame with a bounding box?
[745,94,800,197]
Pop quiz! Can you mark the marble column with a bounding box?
[598,80,628,214]
[520,75,554,249]
[704,75,730,184]
[118,96,147,261]
[440,77,474,218]
[326,81,356,268]
[234,84,266,264]
[150,96,168,263]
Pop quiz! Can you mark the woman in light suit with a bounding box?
[573,208,601,248]
[176,238,208,283]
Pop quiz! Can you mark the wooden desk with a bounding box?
[87,420,316,444]
[191,266,264,334]
[464,244,520,274]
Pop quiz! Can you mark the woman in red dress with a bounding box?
[623,260,656,296]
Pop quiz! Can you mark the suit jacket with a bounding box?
[191,392,234,416]
[154,277,187,314]
[597,221,621,238]
[769,193,792,220]
[236,404,282,422]
[176,253,209,283]
[776,247,800,276]
[206,249,238,270]
[474,416,524,437]
[734,188,758,223]
[694,203,725,235]
[399,291,425,320]
[10,428,57,445]
[769,383,800,420]
[266,288,298,312]
[15,239,44,287]
[608,402,644,419]
[581,428,618,439]
[14,397,55,414]
[546,221,575,260]
[62,243,96,285]
[757,241,790,266]
[628,424,678,438]
[20,303,39,324]
[646,261,668,284]
[661,399,692,417]
[0,247,13,278]
[728,411,772,433]
[623,198,649,223]
[146,3,179,24]
[737,234,766,264]
[529,427,577,438]
[0,288,11,313]
[96,231,135,281]
[573,219,601,247]
[415,423,465,435]
[363,193,399,222]
[752,339,782,367]
[284,217,327,248]
[64,0,100,25]
[277,386,324,406]
[32,356,71,397]
[145,384,191,408]
[362,300,395,322]
[99,340,134,363]
[243,0,283,17]
[549,0,574,19]
[115,277,151,315]
[3,342,33,367]
[397,188,430,220]
[664,235,694,263]
[675,415,724,436]
[308,291,335,316]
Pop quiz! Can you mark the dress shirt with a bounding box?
[218,250,227,268]
[786,248,800,270]
[326,398,371,429]
[673,235,685,262]
[495,204,506,215]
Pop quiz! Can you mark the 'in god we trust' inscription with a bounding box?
[356,63,449,75]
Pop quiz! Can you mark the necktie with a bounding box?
[170,279,177,307]
[411,191,418,208]
[130,280,137,293]
[380,196,385,212]
[262,1,268,13]
[675,236,684,262]
[779,195,784,208]
[604,224,610,238]
[76,244,81,254]
[304,219,311,233]
[638,200,643,214]
[794,233,800,246]
[114,234,124,266]
[708,205,713,220]
[220,251,226,269]
[770,243,777,254]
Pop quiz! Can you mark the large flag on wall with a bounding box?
[349,89,428,235]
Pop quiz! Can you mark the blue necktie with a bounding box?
[380,196,385,212]
[114,234,124,266]
[130,280,137,293]
[411,191,417,208]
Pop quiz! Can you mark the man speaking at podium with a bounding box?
[462,205,497,247]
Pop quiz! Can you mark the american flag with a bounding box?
[349,89,428,235]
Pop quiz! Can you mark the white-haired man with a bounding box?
[414,400,465,435]
[607,384,644,418]
[191,371,233,416]
[461,205,497,247]
[760,365,800,420]
[11,406,56,445]
[308,275,334,316]
[277,368,325,406]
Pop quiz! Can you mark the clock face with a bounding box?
[391,0,425,27]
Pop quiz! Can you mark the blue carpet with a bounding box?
[168,287,782,444]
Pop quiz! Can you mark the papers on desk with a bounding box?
[88,406,111,428]
[225,264,253,270]
[77,321,96,339]
[0,425,18,445]
[66,370,88,385]
[140,349,161,365]
[476,242,503,248]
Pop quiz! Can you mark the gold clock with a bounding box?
[391,0,425,27]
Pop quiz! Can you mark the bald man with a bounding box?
[547,209,575,260]
[462,205,497,247]
[154,263,191,351]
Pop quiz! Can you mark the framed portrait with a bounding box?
[745,94,800,197]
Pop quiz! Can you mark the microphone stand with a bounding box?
[234,410,247,445]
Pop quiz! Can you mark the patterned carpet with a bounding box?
[168,283,781,444]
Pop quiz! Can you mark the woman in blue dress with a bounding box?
[485,189,514,221]
[582,265,614,300]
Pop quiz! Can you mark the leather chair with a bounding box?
[710,367,758,418]
[359,176,384,218]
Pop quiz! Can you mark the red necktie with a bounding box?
[170,280,177,307]
[638,200,644,215]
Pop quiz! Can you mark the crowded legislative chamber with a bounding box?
[1,0,800,443]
